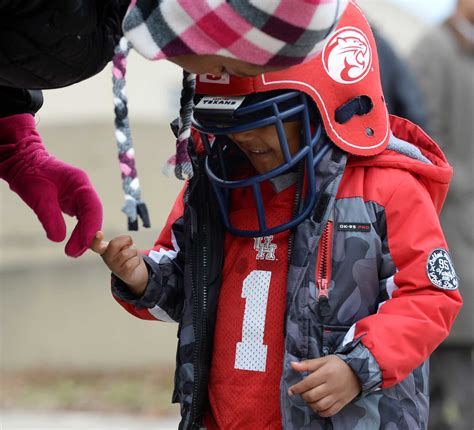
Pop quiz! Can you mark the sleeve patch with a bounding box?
[426,248,459,290]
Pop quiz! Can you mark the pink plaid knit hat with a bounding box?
[123,0,349,67]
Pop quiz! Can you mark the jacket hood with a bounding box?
[347,115,453,214]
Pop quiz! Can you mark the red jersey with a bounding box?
[204,180,295,430]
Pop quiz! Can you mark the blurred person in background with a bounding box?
[0,0,347,258]
[410,1,474,429]
[372,27,427,128]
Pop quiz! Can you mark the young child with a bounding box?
[92,3,462,429]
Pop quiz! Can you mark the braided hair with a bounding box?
[112,37,150,230]
[112,38,197,229]
[162,70,196,180]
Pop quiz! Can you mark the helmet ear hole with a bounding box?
[334,96,373,124]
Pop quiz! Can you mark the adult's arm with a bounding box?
[0,0,128,255]
[0,113,103,257]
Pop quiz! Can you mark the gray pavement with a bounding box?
[1,411,180,430]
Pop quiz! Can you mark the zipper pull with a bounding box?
[317,279,331,318]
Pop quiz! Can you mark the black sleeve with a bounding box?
[0,87,43,118]
[0,0,129,89]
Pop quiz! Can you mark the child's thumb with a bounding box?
[90,231,109,256]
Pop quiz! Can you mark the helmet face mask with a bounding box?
[192,90,331,237]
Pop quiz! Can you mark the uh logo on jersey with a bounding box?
[254,236,277,261]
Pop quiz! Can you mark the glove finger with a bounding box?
[9,178,67,242]
[38,200,67,242]
[64,186,103,257]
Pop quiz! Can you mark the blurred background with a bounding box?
[1,0,472,429]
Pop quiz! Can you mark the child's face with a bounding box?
[169,54,284,77]
[227,121,302,174]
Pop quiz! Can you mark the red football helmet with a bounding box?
[192,1,389,237]
[194,1,389,156]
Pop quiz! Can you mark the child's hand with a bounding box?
[288,355,361,417]
[90,231,148,296]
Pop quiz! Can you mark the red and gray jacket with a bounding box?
[111,116,462,430]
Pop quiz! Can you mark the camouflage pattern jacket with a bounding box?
[111,116,462,430]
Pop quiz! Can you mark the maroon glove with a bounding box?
[0,114,103,257]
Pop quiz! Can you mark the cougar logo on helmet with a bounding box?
[323,27,372,84]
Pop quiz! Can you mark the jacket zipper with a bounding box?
[190,161,209,429]
[316,220,335,429]
[316,220,333,320]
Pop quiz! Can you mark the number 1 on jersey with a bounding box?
[235,270,272,372]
